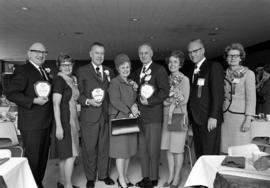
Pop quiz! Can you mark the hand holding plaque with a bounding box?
[34,81,51,97]
[140,84,155,99]
[91,88,105,103]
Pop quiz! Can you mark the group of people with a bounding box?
[5,38,269,188]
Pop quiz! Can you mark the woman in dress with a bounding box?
[256,64,270,115]
[51,53,80,188]
[161,50,190,188]
[108,54,140,188]
[221,43,256,153]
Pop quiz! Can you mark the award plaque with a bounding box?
[140,84,155,99]
[34,81,51,97]
[91,88,105,103]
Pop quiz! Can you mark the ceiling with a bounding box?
[1,0,270,61]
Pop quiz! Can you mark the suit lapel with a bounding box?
[89,63,103,83]
[27,61,46,80]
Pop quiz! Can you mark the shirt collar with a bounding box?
[195,57,206,70]
[91,62,103,72]
[142,61,152,71]
[29,60,41,70]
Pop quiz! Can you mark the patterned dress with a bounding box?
[161,72,190,153]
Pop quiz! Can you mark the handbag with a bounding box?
[111,105,140,136]
[167,113,187,132]
[111,116,140,136]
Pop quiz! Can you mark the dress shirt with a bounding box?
[91,63,103,80]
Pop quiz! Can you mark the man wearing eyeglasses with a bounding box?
[7,42,52,188]
[187,39,224,159]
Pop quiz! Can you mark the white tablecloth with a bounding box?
[0,157,37,188]
[184,155,270,188]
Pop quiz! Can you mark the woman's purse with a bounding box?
[111,107,140,136]
[167,105,188,132]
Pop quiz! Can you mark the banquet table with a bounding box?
[184,155,270,188]
[0,157,37,188]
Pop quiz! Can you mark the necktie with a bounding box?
[39,67,48,80]
[96,67,102,80]
[192,65,198,83]
[142,66,146,73]
[140,67,146,83]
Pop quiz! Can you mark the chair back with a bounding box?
[228,143,260,158]
[0,149,11,158]
[0,122,19,146]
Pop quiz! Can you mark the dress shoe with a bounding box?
[126,181,134,187]
[136,177,150,187]
[57,181,80,188]
[86,180,95,188]
[140,181,153,188]
[151,180,158,186]
[98,177,115,185]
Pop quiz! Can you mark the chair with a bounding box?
[250,119,270,151]
[228,143,260,158]
[0,149,11,158]
[0,122,23,157]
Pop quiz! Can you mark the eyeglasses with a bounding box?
[227,54,240,59]
[60,64,73,68]
[188,48,202,55]
[30,49,48,56]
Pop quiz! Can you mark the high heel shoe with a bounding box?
[126,182,134,187]
[117,178,128,188]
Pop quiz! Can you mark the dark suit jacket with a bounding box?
[134,62,170,123]
[77,63,113,123]
[6,61,53,131]
[259,78,270,114]
[189,60,224,126]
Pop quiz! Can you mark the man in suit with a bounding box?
[77,42,114,188]
[134,43,170,187]
[187,39,224,159]
[7,42,53,188]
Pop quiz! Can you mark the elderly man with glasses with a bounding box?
[187,39,224,159]
[7,42,53,188]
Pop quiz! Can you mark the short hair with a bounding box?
[167,50,185,67]
[224,43,246,63]
[187,39,204,49]
[56,53,73,67]
[138,43,153,52]
[90,42,105,51]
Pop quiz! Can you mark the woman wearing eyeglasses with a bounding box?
[221,43,256,153]
[50,53,80,188]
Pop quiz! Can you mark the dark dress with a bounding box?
[108,76,137,158]
[51,75,80,160]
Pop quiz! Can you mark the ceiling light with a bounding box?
[214,27,220,31]
[59,32,66,36]
[211,38,217,42]
[21,6,29,11]
[129,18,140,22]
